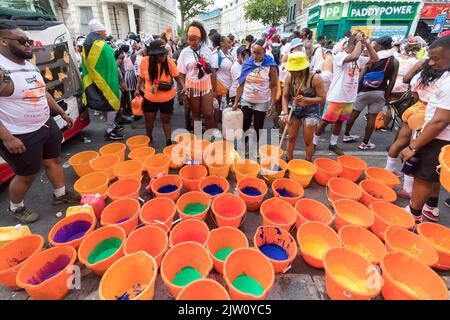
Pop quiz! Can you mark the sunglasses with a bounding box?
[2,37,34,46]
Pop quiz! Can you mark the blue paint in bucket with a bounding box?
[271,165,283,171]
[116,218,129,224]
[241,186,262,196]
[203,184,224,196]
[276,188,298,198]
[54,221,91,243]
[158,184,178,193]
[259,243,288,261]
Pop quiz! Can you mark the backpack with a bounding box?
[362,57,391,89]
[270,44,281,65]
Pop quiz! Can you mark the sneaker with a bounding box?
[114,124,125,132]
[404,205,423,224]
[422,204,440,222]
[52,190,81,205]
[328,144,345,156]
[105,130,124,141]
[358,142,376,150]
[397,188,412,199]
[115,118,132,125]
[342,135,359,143]
[379,127,389,132]
[445,198,450,208]
[8,206,40,224]
[93,111,100,116]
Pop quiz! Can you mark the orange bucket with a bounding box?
[140,197,176,233]
[16,246,77,300]
[174,132,196,146]
[381,252,448,300]
[99,143,126,162]
[144,153,170,178]
[48,213,96,249]
[271,178,304,206]
[74,171,109,197]
[294,198,333,229]
[100,198,140,235]
[327,177,362,206]
[128,146,156,163]
[296,221,342,269]
[151,174,183,201]
[417,222,450,270]
[90,154,121,181]
[0,235,45,290]
[211,193,246,228]
[78,225,126,276]
[260,158,288,182]
[188,139,212,164]
[199,175,230,199]
[384,226,439,267]
[233,159,260,181]
[323,247,382,300]
[369,201,415,240]
[169,219,210,247]
[333,199,375,231]
[177,191,211,221]
[254,225,298,273]
[160,242,213,298]
[124,226,168,269]
[163,144,187,169]
[337,155,367,182]
[131,96,143,116]
[206,227,249,274]
[205,154,232,178]
[287,159,317,188]
[407,113,425,131]
[237,177,268,211]
[365,167,401,189]
[260,198,297,231]
[338,225,386,265]
[259,144,283,160]
[177,279,231,300]
[314,158,343,186]
[68,150,99,177]
[205,140,235,157]
[439,145,450,192]
[223,248,275,300]
[99,251,157,300]
[179,164,208,192]
[359,180,397,206]
[126,135,150,151]
[113,160,144,181]
[107,178,141,201]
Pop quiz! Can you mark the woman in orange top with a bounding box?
[135,40,186,146]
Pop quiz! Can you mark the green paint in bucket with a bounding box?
[214,248,233,261]
[87,237,122,264]
[183,203,207,215]
[172,266,202,286]
[232,273,264,296]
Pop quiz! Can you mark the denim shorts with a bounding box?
[240,99,270,113]
[292,104,320,126]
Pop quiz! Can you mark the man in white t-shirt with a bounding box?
[400,35,450,223]
[0,26,80,223]
[313,32,378,155]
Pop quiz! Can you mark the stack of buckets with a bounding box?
[0,137,449,301]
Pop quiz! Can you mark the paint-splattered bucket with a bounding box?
[151,174,183,201]
[236,177,268,211]
[199,175,230,200]
[100,198,140,235]
[48,213,96,249]
[271,178,304,206]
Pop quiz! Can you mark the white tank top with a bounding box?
[242,64,271,104]
[0,54,50,134]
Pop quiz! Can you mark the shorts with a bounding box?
[0,117,62,176]
[413,139,450,182]
[240,99,270,113]
[353,91,386,114]
[292,104,320,127]
[143,98,174,114]
[322,101,353,122]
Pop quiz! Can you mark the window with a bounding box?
[134,9,140,34]
[293,4,296,21]
[79,7,94,35]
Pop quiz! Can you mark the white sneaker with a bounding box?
[358,141,376,150]
[404,205,423,224]
[342,135,359,143]
[422,204,440,222]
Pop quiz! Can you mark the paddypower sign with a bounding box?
[347,2,419,21]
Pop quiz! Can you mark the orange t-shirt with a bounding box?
[140,57,179,103]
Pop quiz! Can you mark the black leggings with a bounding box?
[242,106,266,143]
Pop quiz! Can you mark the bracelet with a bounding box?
[408,145,417,153]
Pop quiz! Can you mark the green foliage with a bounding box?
[244,0,290,27]
[178,0,214,34]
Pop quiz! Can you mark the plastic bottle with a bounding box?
[0,224,32,247]
[222,107,244,141]
[80,193,106,220]
[66,204,96,218]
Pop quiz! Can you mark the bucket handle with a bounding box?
[436,165,441,176]
[282,264,292,274]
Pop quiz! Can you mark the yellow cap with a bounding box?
[286,51,309,72]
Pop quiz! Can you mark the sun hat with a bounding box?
[88,20,106,33]
[147,40,167,56]
[286,51,309,71]
[290,38,303,50]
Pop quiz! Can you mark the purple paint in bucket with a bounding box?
[27,255,71,285]
[54,221,92,243]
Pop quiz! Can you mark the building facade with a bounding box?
[415,0,450,40]
[284,0,298,32]
[197,8,222,33]
[53,0,177,40]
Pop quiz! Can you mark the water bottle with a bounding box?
[401,156,420,175]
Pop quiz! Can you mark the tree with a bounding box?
[244,0,289,27]
[178,0,214,35]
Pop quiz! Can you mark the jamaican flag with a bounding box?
[81,32,119,112]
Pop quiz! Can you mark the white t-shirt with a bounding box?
[392,56,418,93]
[242,63,272,104]
[229,61,242,98]
[177,44,214,81]
[212,50,234,88]
[0,54,50,134]
[332,38,348,55]
[423,71,450,141]
[281,43,291,58]
[326,52,369,103]
[410,71,444,103]
[310,45,324,72]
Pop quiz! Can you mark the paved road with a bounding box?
[1,100,449,300]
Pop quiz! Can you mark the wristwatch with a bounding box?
[0,66,11,93]
[408,145,417,153]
